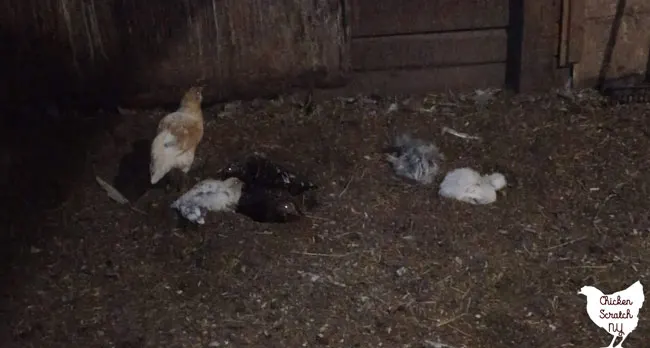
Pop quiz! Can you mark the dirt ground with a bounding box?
[1,89,649,348]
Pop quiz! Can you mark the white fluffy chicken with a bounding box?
[150,86,204,190]
[170,177,244,225]
[438,167,506,205]
[385,133,444,185]
[578,281,644,348]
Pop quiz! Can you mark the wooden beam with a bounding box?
[559,0,586,66]
[351,30,508,71]
[350,0,509,37]
[585,0,649,19]
[339,0,352,81]
[558,0,571,67]
[568,0,586,63]
[512,0,568,92]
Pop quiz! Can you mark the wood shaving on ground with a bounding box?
[442,127,482,141]
[470,88,501,105]
[297,270,347,288]
[95,176,129,204]
[424,340,458,348]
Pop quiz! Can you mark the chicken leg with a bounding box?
[163,170,187,194]
[614,332,630,348]
[177,155,195,193]
[178,173,190,193]
[164,175,174,194]
[602,334,617,348]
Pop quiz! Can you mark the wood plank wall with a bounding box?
[344,0,511,94]
[339,0,577,95]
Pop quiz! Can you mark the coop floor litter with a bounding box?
[2,91,649,347]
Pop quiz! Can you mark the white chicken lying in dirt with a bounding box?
[578,281,644,348]
[170,177,244,225]
[150,86,204,190]
[438,167,506,205]
[385,133,444,185]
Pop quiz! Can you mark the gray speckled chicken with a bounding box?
[170,177,244,224]
[385,133,444,185]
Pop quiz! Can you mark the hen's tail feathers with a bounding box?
[394,134,443,160]
[150,130,178,184]
[418,143,442,159]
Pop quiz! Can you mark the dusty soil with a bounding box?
[1,90,650,348]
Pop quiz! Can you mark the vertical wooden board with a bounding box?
[515,0,568,92]
[558,0,571,67]
[339,0,352,81]
[568,0,586,63]
[559,0,586,66]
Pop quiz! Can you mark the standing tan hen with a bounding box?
[150,86,204,190]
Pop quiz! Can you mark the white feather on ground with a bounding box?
[386,134,444,185]
[95,176,129,204]
[438,167,506,205]
[170,177,244,224]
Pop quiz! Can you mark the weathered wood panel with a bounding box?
[351,29,507,70]
[568,0,586,63]
[514,0,568,92]
[0,0,348,107]
[317,63,506,96]
[558,0,571,67]
[350,0,509,37]
[585,0,650,19]
[558,0,585,66]
[573,15,650,87]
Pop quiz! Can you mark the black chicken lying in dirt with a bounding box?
[236,186,303,223]
[216,154,319,223]
[218,154,317,194]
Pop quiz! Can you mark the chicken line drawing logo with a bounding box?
[578,280,645,348]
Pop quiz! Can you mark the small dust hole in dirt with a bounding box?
[114,139,150,202]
